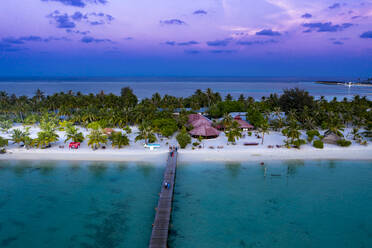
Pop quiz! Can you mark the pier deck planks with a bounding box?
[149,151,178,248]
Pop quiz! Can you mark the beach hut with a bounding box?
[189,125,220,139]
[234,116,254,131]
[323,133,341,144]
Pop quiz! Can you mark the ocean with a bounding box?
[0,77,371,100]
[0,160,371,248]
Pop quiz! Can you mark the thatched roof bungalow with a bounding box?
[189,125,220,139]
[323,133,342,144]
[234,116,254,131]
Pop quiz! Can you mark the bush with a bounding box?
[293,139,306,149]
[176,128,191,149]
[337,139,352,147]
[192,142,200,147]
[306,130,320,143]
[313,140,324,149]
[152,118,178,137]
[248,131,252,136]
[0,136,8,148]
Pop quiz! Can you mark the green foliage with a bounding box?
[192,142,200,147]
[135,121,157,144]
[337,139,352,147]
[87,121,101,131]
[40,113,59,130]
[255,116,269,144]
[0,120,12,132]
[208,101,245,118]
[65,126,85,143]
[293,139,306,149]
[124,126,132,134]
[306,130,320,143]
[176,127,191,149]
[313,140,324,149]
[34,130,59,149]
[282,117,303,148]
[110,131,130,148]
[152,118,178,137]
[59,120,73,131]
[225,121,242,143]
[23,114,39,125]
[323,112,345,137]
[246,108,265,128]
[11,128,31,146]
[23,136,34,149]
[87,130,108,149]
[121,87,138,107]
[0,136,8,148]
[279,88,314,113]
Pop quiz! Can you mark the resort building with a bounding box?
[188,114,220,138]
[323,132,342,145]
[233,115,254,131]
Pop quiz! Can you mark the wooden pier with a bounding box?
[149,150,178,248]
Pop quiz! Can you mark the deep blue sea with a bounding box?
[0,160,371,248]
[0,77,371,100]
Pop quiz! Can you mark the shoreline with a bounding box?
[1,146,371,163]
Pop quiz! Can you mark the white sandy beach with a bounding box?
[1,124,371,163]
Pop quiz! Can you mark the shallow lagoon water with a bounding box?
[170,160,372,248]
[0,160,164,248]
[0,160,371,248]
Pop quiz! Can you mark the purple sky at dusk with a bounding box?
[0,0,372,77]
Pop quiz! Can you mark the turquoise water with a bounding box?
[0,160,371,248]
[0,160,164,248]
[170,160,372,248]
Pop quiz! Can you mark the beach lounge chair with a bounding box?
[144,143,161,151]
[244,142,259,146]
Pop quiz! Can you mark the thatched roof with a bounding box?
[323,133,341,144]
[187,114,210,124]
[189,125,220,138]
[234,116,254,129]
[190,118,212,128]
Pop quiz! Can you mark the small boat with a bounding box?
[345,82,353,88]
[144,143,161,150]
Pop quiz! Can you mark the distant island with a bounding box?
[316,78,372,86]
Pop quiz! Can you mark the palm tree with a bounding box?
[11,128,30,147]
[65,126,85,143]
[225,121,242,143]
[87,130,107,149]
[34,130,59,149]
[135,121,156,144]
[222,113,233,130]
[0,120,12,133]
[324,112,345,137]
[110,131,129,148]
[256,118,270,144]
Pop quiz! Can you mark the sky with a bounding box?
[0,0,372,77]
